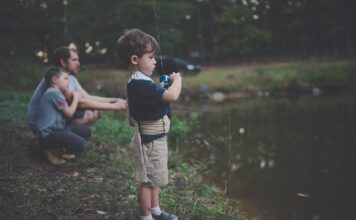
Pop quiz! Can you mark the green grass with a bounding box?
[184,60,356,93]
[0,92,239,220]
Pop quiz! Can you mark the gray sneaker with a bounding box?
[152,210,177,220]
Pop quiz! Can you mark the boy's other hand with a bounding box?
[169,72,181,82]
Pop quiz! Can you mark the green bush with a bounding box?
[0,56,46,91]
[91,111,134,145]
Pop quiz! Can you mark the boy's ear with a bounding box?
[52,76,59,84]
[130,55,138,65]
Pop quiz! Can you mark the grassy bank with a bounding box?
[75,59,356,98]
[185,60,356,91]
[1,59,354,97]
[0,92,239,219]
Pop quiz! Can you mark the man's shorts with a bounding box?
[130,128,169,187]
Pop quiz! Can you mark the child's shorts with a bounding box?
[131,129,169,187]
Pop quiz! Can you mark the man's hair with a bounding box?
[44,66,65,87]
[116,28,160,67]
[53,47,78,67]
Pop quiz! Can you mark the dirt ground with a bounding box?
[0,122,139,219]
[0,122,239,220]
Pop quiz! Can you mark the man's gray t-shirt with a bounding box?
[35,88,68,138]
[26,75,82,130]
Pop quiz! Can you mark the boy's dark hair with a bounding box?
[44,66,65,87]
[53,47,78,67]
[116,28,160,67]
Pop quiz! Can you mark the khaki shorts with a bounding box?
[130,128,168,187]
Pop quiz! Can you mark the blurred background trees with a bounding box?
[1,0,355,67]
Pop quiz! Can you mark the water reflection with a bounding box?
[177,94,356,220]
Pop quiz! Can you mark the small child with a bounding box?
[117,29,182,220]
[35,67,91,165]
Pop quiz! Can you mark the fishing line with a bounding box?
[152,0,164,74]
[152,1,208,114]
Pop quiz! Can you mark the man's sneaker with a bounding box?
[152,210,177,220]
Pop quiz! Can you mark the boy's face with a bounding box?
[136,52,157,76]
[55,72,69,92]
[63,51,80,75]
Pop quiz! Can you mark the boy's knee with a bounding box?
[72,138,86,153]
[71,110,100,126]
[79,125,91,140]
[84,110,101,124]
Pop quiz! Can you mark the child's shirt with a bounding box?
[35,87,68,138]
[127,71,170,122]
[27,74,82,129]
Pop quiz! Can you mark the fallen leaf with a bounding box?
[96,210,107,215]
[296,193,310,198]
[72,171,80,177]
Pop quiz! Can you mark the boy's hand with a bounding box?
[72,91,81,101]
[63,89,73,100]
[169,72,181,82]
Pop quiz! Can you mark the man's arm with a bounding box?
[77,86,121,103]
[78,97,127,110]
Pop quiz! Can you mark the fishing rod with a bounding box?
[151,1,211,114]
[152,0,165,75]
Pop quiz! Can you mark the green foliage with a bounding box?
[0,92,31,125]
[159,154,238,219]
[214,2,271,55]
[169,116,190,139]
[1,0,355,68]
[0,57,46,91]
[169,112,202,144]
[91,111,134,145]
[66,0,193,60]
[298,61,356,88]
[91,113,195,146]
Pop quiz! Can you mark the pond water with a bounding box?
[175,93,356,220]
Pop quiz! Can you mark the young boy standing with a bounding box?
[117,29,181,220]
[35,67,91,165]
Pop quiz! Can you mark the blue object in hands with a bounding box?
[160,74,171,88]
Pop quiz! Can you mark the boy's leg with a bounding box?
[148,139,177,220]
[44,128,87,153]
[138,184,152,216]
[72,110,101,125]
[150,187,162,216]
[151,186,159,208]
[69,124,91,140]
